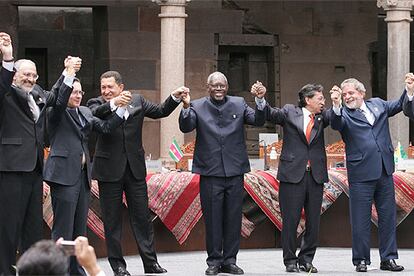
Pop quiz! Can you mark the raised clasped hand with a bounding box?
[404,73,414,96]
[330,85,342,107]
[251,81,266,99]
[116,90,132,107]
[0,32,13,59]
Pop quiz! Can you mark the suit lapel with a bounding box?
[309,114,322,144]
[292,107,308,144]
[67,108,84,131]
[346,107,369,124]
[366,101,379,125]
[31,85,45,112]
[11,85,33,119]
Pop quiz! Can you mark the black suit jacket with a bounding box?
[179,96,265,177]
[87,94,179,181]
[0,65,66,172]
[266,104,330,184]
[44,87,124,186]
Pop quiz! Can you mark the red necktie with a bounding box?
[306,114,315,143]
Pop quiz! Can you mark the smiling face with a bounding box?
[13,60,38,93]
[100,77,124,102]
[305,91,325,114]
[207,74,228,101]
[342,83,365,109]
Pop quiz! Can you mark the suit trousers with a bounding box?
[98,162,157,271]
[349,170,398,265]
[50,168,90,276]
[279,172,323,266]
[199,175,244,267]
[0,166,43,276]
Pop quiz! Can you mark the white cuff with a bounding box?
[255,97,266,111]
[333,105,341,115]
[115,106,127,117]
[2,61,14,72]
[171,93,181,103]
[109,99,118,111]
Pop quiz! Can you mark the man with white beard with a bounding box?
[0,32,76,275]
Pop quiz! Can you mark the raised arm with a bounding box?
[179,90,197,133]
[329,85,345,131]
[0,32,15,97]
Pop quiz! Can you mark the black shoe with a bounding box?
[285,263,299,273]
[355,261,367,272]
[205,265,220,275]
[220,264,244,275]
[380,259,404,272]
[299,263,318,273]
[144,262,167,274]
[113,267,131,276]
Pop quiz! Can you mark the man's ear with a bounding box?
[120,83,124,91]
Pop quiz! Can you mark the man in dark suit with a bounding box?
[330,78,406,272]
[44,74,129,275]
[179,72,266,275]
[87,70,187,276]
[261,83,329,273]
[0,32,76,275]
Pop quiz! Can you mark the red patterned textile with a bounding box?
[243,170,344,236]
[331,170,414,226]
[147,172,202,244]
[42,169,414,244]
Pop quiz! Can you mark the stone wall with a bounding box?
[0,0,381,152]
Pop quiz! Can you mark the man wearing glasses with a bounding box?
[0,32,76,275]
[43,75,129,275]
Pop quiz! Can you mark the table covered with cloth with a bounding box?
[42,169,414,244]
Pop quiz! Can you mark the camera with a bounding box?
[60,240,75,256]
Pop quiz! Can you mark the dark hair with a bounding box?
[298,84,324,108]
[16,240,69,276]
[73,77,81,83]
[100,70,123,85]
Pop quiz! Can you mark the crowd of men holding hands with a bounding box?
[1,29,414,275]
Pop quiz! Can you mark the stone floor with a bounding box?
[97,247,413,276]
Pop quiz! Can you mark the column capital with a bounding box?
[152,0,191,6]
[377,0,413,22]
[377,0,414,10]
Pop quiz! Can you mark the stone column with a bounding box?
[153,0,190,159]
[377,0,414,148]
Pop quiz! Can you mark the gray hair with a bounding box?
[340,78,366,94]
[207,71,228,85]
[14,59,36,71]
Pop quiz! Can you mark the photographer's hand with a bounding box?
[74,236,103,276]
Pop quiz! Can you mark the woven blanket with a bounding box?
[243,169,344,236]
[43,180,128,241]
[330,170,414,226]
[42,170,414,244]
[147,172,202,244]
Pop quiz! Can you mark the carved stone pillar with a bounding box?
[377,0,414,148]
[153,0,190,159]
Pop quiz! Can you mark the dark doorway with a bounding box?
[216,34,280,157]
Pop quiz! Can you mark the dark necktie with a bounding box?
[69,108,84,127]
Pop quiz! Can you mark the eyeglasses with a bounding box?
[72,90,85,96]
[21,72,39,81]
